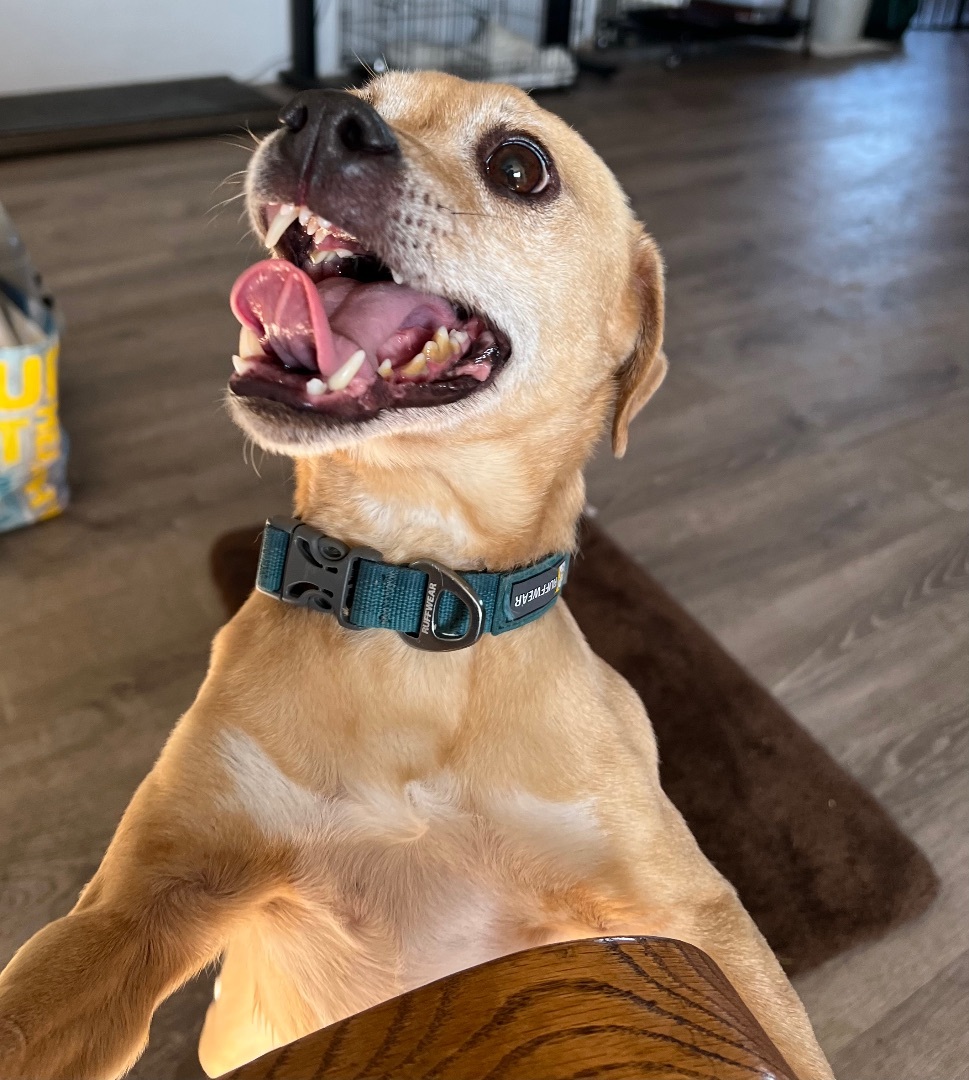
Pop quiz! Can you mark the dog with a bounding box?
[0,73,834,1080]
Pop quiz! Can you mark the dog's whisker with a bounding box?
[351,51,381,81]
[240,124,261,147]
[213,135,259,154]
[214,171,248,191]
[393,130,434,158]
[206,192,248,220]
[437,207,498,220]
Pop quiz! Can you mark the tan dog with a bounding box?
[0,73,833,1080]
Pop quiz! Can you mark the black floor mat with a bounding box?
[0,77,280,160]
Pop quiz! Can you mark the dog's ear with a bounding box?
[611,230,667,458]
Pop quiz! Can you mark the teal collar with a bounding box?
[255,517,569,652]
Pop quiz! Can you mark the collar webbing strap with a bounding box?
[255,517,569,652]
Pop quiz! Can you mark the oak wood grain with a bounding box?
[220,937,797,1080]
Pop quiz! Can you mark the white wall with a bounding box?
[0,0,343,96]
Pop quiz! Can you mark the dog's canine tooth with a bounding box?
[306,377,327,396]
[391,270,405,285]
[328,349,366,391]
[377,359,393,379]
[401,353,427,377]
[423,339,440,364]
[264,203,300,249]
[231,354,247,375]
[238,324,263,358]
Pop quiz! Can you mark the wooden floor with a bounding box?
[0,33,966,1080]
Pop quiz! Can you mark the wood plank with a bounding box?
[830,949,969,1080]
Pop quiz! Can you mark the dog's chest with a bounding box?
[218,730,605,991]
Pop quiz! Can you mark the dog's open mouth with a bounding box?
[228,202,510,422]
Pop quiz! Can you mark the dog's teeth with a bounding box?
[298,206,312,226]
[308,247,330,265]
[231,354,253,376]
[377,359,393,379]
[264,203,299,249]
[333,248,354,259]
[401,353,427,377]
[328,349,366,391]
[423,339,440,364]
[433,326,450,355]
[306,377,327,396]
[238,324,263,357]
[391,270,405,285]
[447,329,465,356]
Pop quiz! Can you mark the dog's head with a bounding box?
[230,72,664,462]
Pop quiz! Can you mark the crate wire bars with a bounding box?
[340,1,582,88]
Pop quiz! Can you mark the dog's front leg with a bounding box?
[0,774,278,1080]
[620,797,835,1080]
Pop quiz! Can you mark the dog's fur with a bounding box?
[0,73,833,1080]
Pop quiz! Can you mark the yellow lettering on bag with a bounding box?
[34,405,62,465]
[0,354,43,410]
[23,463,58,515]
[0,417,29,466]
[44,342,59,403]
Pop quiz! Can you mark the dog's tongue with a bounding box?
[231,260,335,373]
[230,259,455,380]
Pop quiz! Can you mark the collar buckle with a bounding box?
[398,559,484,652]
[263,517,381,630]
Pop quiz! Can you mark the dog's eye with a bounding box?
[485,139,550,196]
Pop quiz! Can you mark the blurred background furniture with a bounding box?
[339,0,584,87]
[909,0,968,26]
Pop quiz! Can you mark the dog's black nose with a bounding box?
[276,90,399,178]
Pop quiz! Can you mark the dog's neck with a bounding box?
[292,426,592,571]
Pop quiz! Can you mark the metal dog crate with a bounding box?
[340,0,583,88]
[911,0,968,27]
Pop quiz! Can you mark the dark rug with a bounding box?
[0,77,279,160]
[209,520,938,975]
